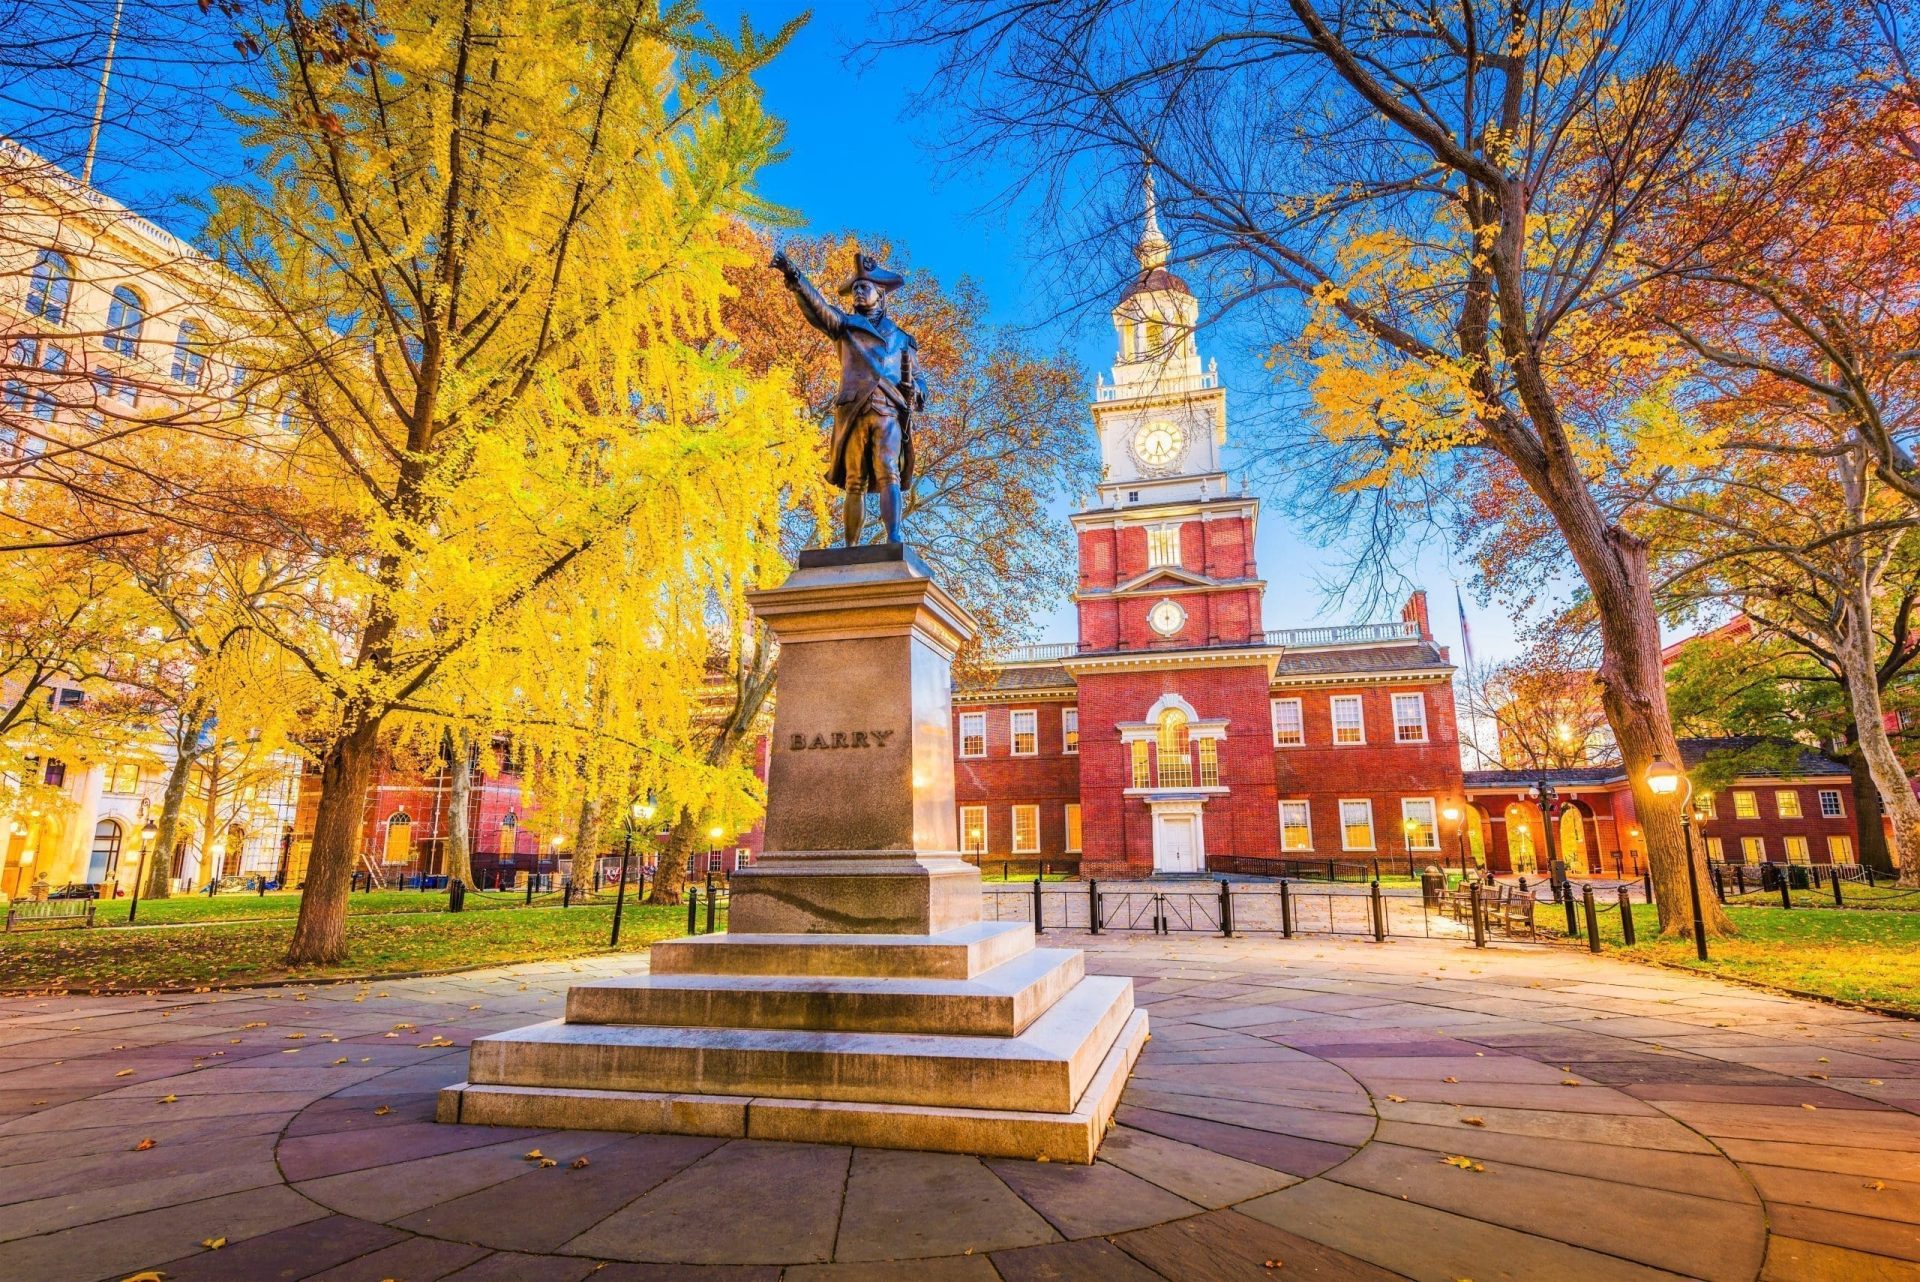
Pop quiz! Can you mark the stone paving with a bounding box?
[1,935,1917,1281]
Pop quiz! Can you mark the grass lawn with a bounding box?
[0,902,713,991]
[83,885,681,927]
[1546,901,1920,1016]
[1724,881,1920,912]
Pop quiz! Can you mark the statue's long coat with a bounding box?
[783,272,918,490]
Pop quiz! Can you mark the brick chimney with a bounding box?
[1401,589,1432,641]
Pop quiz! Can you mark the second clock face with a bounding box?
[1130,419,1188,473]
[1148,598,1187,637]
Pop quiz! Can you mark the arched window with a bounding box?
[1155,708,1191,787]
[25,251,71,324]
[1559,809,1588,875]
[1507,810,1537,874]
[171,321,207,387]
[224,822,246,878]
[497,810,518,856]
[383,811,413,864]
[103,287,144,356]
[89,818,122,883]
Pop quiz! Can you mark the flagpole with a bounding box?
[81,0,126,188]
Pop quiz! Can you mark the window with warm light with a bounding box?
[1741,835,1766,862]
[1062,707,1079,754]
[1271,698,1303,746]
[1330,695,1364,745]
[1280,801,1312,851]
[1391,693,1428,743]
[1146,524,1182,568]
[1783,836,1810,864]
[1155,709,1192,787]
[960,806,987,855]
[1828,835,1853,862]
[1340,799,1375,850]
[1733,791,1759,819]
[1705,836,1724,860]
[959,712,986,758]
[104,762,140,794]
[1012,805,1040,854]
[1010,709,1038,756]
[1401,798,1438,850]
[1064,804,1082,853]
[1775,790,1802,819]
[1130,740,1150,788]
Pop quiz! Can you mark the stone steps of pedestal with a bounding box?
[438,1008,1148,1165]
[648,919,1034,981]
[467,974,1133,1115]
[566,947,1084,1037]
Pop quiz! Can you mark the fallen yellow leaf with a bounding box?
[158,1094,178,1104]
[1866,1180,1887,1191]
[115,1069,134,1077]
[134,1138,156,1151]
[1441,1155,1485,1172]
[538,1158,557,1168]
[525,1149,544,1160]
[1383,1094,1406,1103]
[119,1273,166,1281]
[1461,1117,1486,1127]
[200,1237,225,1250]
[1441,1077,1458,1084]
[1802,1103,1818,1111]
[571,1156,590,1169]
[373,1106,391,1117]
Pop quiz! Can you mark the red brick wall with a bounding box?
[1699,782,1859,864]
[953,702,1082,857]
[1076,514,1261,651]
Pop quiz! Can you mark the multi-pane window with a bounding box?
[1783,836,1811,864]
[1819,790,1844,818]
[708,851,723,873]
[24,250,71,324]
[1271,698,1304,746]
[1391,693,1428,743]
[1401,798,1438,850]
[103,286,144,356]
[104,762,140,794]
[1340,799,1375,850]
[960,806,987,855]
[1829,835,1854,862]
[1147,524,1181,568]
[1197,738,1220,787]
[171,321,208,387]
[959,712,986,758]
[1705,836,1725,861]
[1698,793,1718,819]
[1775,790,1802,819]
[1010,709,1038,756]
[1732,791,1759,819]
[1130,740,1150,788]
[1064,804,1082,853]
[1156,709,1192,787]
[1330,695,1364,745]
[1741,836,1766,862]
[1279,800,1312,851]
[1011,805,1040,854]
[1062,707,1079,754]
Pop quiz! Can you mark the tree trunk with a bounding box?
[644,806,698,906]
[286,715,382,965]
[445,729,474,887]
[1844,726,1894,873]
[571,793,601,891]
[1837,584,1920,886]
[198,754,222,888]
[142,745,196,901]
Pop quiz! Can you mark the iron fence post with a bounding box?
[1617,885,1635,946]
[1219,878,1233,938]
[1563,883,1579,939]
[1643,872,1653,904]
[687,886,699,935]
[1734,864,1745,896]
[1470,883,1485,948]
[1088,878,1100,935]
[1778,871,1792,910]
[524,874,533,906]
[1867,864,1878,887]
[1712,864,1726,903]
[610,842,631,946]
[1369,879,1385,942]
[1582,884,1601,953]
[1279,879,1293,938]
[1032,876,1045,934]
[1832,868,1844,906]
[706,884,717,934]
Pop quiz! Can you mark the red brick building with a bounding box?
[951,185,1466,878]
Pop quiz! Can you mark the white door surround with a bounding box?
[1149,799,1206,873]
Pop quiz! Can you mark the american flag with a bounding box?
[1455,586,1477,679]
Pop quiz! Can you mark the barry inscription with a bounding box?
[789,730,897,751]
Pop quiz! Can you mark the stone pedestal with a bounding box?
[438,545,1144,1163]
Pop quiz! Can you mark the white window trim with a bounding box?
[1062,707,1079,755]
[1279,800,1313,852]
[1271,697,1304,747]
[959,711,986,759]
[1064,803,1082,853]
[1011,804,1041,855]
[1828,834,1854,861]
[1401,797,1440,851]
[1741,835,1767,862]
[1732,790,1759,820]
[1774,789,1802,819]
[1390,692,1428,743]
[959,805,988,856]
[1009,708,1039,757]
[1146,522,1183,569]
[1330,695,1365,746]
[1339,798,1376,851]
[1818,789,1845,818]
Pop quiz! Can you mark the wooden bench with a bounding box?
[5,900,95,931]
[1499,891,1536,940]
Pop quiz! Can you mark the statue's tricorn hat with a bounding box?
[839,250,905,296]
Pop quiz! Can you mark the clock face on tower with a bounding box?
[1148,598,1187,637]
[1129,418,1189,475]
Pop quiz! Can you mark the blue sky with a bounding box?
[62,0,1523,667]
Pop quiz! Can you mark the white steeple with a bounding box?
[1136,164,1171,271]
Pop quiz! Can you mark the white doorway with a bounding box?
[1152,811,1203,873]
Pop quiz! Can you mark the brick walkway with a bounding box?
[1,936,1916,1280]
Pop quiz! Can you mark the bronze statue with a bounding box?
[769,247,924,545]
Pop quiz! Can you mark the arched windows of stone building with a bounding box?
[25,250,71,324]
[104,286,144,356]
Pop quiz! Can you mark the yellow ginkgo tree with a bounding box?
[205,0,819,964]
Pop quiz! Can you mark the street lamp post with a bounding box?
[706,824,724,893]
[547,835,564,895]
[1646,759,1709,962]
[127,818,158,923]
[1442,803,1466,880]
[612,794,654,946]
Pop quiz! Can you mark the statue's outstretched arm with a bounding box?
[770,250,843,338]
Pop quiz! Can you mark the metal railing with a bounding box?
[1262,621,1421,648]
